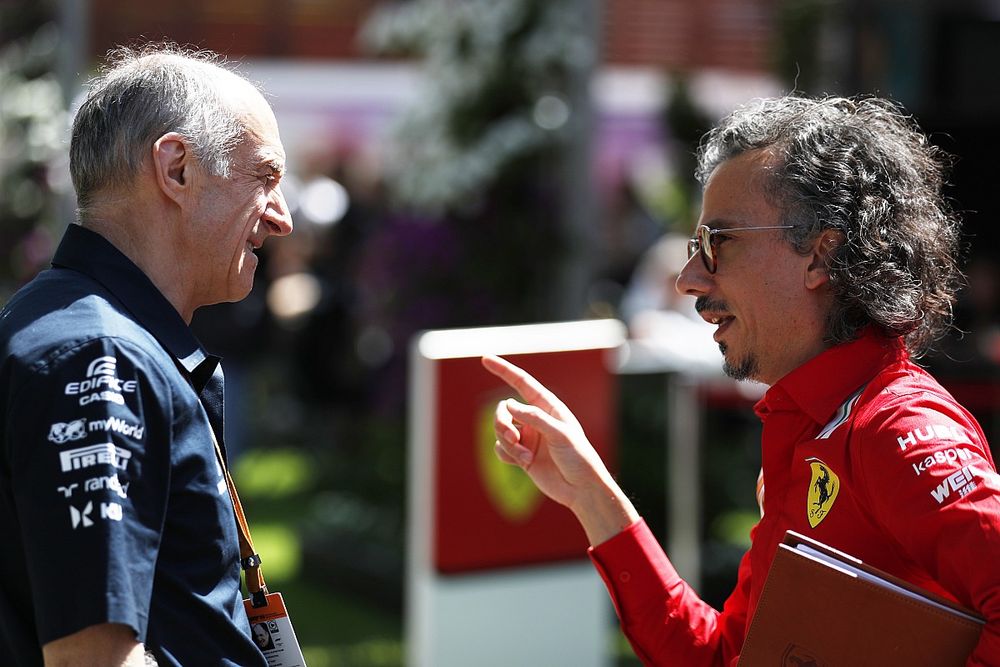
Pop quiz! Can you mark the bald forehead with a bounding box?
[163,57,283,162]
[238,91,282,147]
[139,52,284,169]
[227,85,286,175]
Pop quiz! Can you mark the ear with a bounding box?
[804,229,845,290]
[152,132,192,205]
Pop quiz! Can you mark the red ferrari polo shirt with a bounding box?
[590,332,1000,666]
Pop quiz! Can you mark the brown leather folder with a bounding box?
[737,530,984,666]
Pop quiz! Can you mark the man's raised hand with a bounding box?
[481,355,639,546]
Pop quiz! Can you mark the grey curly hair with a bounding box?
[697,95,962,357]
[70,43,255,218]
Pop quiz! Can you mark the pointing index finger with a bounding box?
[481,355,564,415]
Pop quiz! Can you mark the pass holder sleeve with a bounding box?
[245,591,308,667]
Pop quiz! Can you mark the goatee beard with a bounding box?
[719,342,759,382]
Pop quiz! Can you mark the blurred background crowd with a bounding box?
[2,1,999,664]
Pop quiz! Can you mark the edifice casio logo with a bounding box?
[64,355,137,406]
[87,356,117,377]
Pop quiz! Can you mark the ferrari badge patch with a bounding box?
[806,458,840,528]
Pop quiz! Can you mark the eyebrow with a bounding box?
[261,158,286,177]
[701,218,740,231]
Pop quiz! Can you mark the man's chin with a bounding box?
[720,345,759,382]
[203,283,253,310]
[230,275,255,302]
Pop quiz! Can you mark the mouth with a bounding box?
[695,297,734,342]
[699,312,735,341]
[243,240,262,270]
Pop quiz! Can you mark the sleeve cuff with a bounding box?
[588,518,683,620]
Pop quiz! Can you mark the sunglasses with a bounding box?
[687,224,796,274]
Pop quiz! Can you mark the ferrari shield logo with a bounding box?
[477,397,543,523]
[782,643,827,667]
[806,458,840,528]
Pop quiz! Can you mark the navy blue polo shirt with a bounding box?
[0,224,267,666]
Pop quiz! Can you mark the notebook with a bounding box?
[737,530,984,666]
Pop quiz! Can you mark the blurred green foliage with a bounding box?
[0,4,67,305]
[235,447,405,666]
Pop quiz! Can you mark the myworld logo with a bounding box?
[89,416,144,440]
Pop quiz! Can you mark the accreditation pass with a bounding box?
[244,592,307,667]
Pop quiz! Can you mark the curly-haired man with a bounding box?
[485,96,1000,665]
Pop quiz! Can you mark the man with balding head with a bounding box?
[0,44,292,666]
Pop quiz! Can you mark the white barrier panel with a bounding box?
[411,562,609,667]
[407,320,625,667]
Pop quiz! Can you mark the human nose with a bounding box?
[264,185,293,236]
[675,250,712,297]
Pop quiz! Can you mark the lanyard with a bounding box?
[182,360,308,665]
[210,429,269,608]
[182,355,268,607]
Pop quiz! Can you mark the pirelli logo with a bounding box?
[59,443,132,473]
